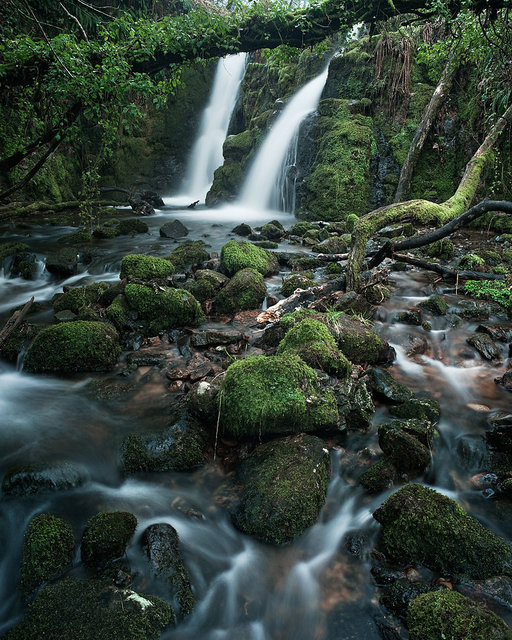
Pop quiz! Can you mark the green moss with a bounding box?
[373,484,512,578]
[21,514,75,595]
[93,225,120,239]
[206,162,244,205]
[281,273,315,297]
[299,99,376,221]
[220,354,338,437]
[81,511,137,567]
[359,457,398,493]
[220,240,278,276]
[167,241,209,270]
[458,253,484,270]
[193,269,229,288]
[232,434,330,545]
[215,268,266,314]
[290,221,314,236]
[3,577,174,640]
[408,589,512,640]
[0,242,30,266]
[277,317,352,378]
[183,278,216,303]
[325,261,344,275]
[418,295,448,315]
[52,282,110,314]
[118,218,149,235]
[424,239,455,261]
[24,321,120,373]
[120,254,174,282]
[378,419,432,474]
[124,284,203,334]
[1,323,40,362]
[389,397,440,423]
[58,230,93,245]
[106,294,132,332]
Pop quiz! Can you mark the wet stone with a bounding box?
[365,368,413,404]
[2,461,88,496]
[495,370,512,392]
[395,307,422,326]
[231,223,252,237]
[451,299,490,321]
[189,329,245,347]
[467,332,500,360]
[477,324,512,343]
[160,219,189,239]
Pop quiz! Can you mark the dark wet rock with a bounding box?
[122,418,206,474]
[331,291,375,317]
[2,577,174,640]
[215,268,266,314]
[389,397,440,424]
[160,219,189,239]
[334,378,375,430]
[2,461,88,496]
[381,580,438,621]
[360,457,399,493]
[495,370,512,392]
[118,218,149,235]
[458,575,512,610]
[21,513,74,594]
[45,247,78,277]
[142,523,194,617]
[395,308,422,326]
[187,376,224,423]
[407,589,512,640]
[373,484,512,578]
[231,223,252,237]
[136,190,165,208]
[260,222,284,241]
[365,368,413,403]
[189,329,245,347]
[467,332,500,360]
[451,299,490,321]
[231,433,330,545]
[378,420,432,474]
[0,322,40,362]
[81,511,137,567]
[281,273,315,298]
[24,321,120,373]
[9,249,38,279]
[220,354,338,437]
[130,200,155,216]
[93,224,120,239]
[345,530,371,557]
[418,295,448,316]
[193,269,229,289]
[486,415,512,455]
[406,334,429,356]
[477,324,512,343]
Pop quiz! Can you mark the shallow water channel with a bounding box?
[1,207,511,639]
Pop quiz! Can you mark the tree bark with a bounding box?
[394,61,456,202]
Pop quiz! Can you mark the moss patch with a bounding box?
[81,511,137,567]
[120,254,174,282]
[53,282,110,314]
[215,268,266,314]
[220,240,279,277]
[167,241,209,270]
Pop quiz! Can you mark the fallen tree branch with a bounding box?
[392,253,507,280]
[0,297,34,352]
[0,199,123,222]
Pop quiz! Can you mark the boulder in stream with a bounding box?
[220,354,339,437]
[365,368,413,404]
[81,511,137,567]
[24,321,120,373]
[3,577,174,640]
[220,240,279,277]
[389,397,441,424]
[120,254,175,282]
[467,332,501,360]
[215,268,266,314]
[378,419,433,474]
[21,513,74,594]
[359,457,399,493]
[52,281,111,314]
[160,219,189,239]
[2,461,88,496]
[142,523,194,617]
[373,484,512,578]
[167,240,209,270]
[45,247,78,277]
[231,433,330,545]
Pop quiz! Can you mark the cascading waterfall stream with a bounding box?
[169,53,247,206]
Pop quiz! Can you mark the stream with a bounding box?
[1,205,511,639]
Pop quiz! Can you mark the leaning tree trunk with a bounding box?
[346,103,512,291]
[393,61,456,203]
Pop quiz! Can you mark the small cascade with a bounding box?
[176,53,247,205]
[369,127,400,209]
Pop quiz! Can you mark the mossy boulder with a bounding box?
[0,322,39,363]
[120,254,174,282]
[359,457,398,493]
[21,513,75,594]
[93,225,120,239]
[220,354,338,437]
[2,461,87,496]
[106,294,133,332]
[167,240,209,270]
[118,218,149,235]
[124,284,203,334]
[81,511,137,567]
[389,397,440,423]
[52,282,110,314]
[314,236,349,254]
[365,368,413,403]
[215,268,266,314]
[290,221,314,236]
[424,239,455,261]
[45,247,78,277]
[408,589,512,640]
[373,484,512,578]
[3,577,174,640]
[24,321,120,373]
[276,317,352,378]
[220,240,279,277]
[142,523,194,618]
[193,269,229,289]
[281,273,315,297]
[232,434,330,545]
[122,419,205,475]
[419,295,448,316]
[378,420,433,474]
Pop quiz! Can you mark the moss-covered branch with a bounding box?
[0,200,121,222]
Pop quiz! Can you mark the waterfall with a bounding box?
[238,64,329,213]
[175,53,247,205]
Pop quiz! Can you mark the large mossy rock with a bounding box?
[220,240,279,276]
[21,513,75,594]
[124,284,203,334]
[167,240,209,270]
[215,268,266,314]
[122,419,205,475]
[81,511,137,567]
[378,419,433,474]
[24,321,120,373]
[408,589,512,640]
[52,282,110,314]
[2,461,87,496]
[120,254,174,282]
[373,484,512,578]
[220,354,339,437]
[142,523,194,618]
[232,434,330,545]
[276,317,352,378]
[3,577,174,640]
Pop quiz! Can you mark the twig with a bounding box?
[59,1,89,42]
[0,297,34,352]
[214,391,223,461]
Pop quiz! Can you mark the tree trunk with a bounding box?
[394,61,455,202]
[346,103,512,291]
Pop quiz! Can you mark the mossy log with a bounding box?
[346,103,512,290]
[0,200,122,222]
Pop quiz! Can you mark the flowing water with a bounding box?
[1,211,511,638]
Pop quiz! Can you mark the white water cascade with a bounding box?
[171,53,247,205]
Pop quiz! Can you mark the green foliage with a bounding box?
[458,253,484,269]
[464,279,512,309]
